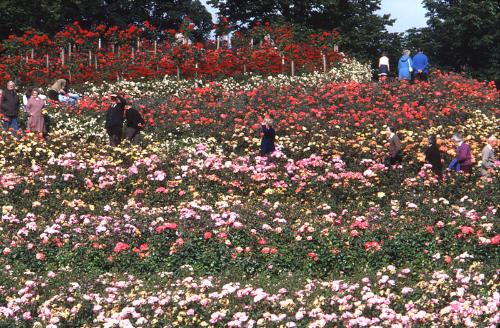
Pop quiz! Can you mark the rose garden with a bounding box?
[0,20,499,328]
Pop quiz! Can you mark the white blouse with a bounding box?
[379,56,390,67]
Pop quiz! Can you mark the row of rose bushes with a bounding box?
[0,72,498,326]
[0,21,343,87]
[1,261,498,327]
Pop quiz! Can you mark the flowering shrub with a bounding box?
[0,71,498,326]
[0,22,343,87]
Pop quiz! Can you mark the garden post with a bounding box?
[68,43,72,60]
[154,40,157,55]
[61,48,65,66]
[217,36,220,50]
[89,50,92,66]
[176,66,180,80]
[112,44,115,54]
[291,60,295,77]
[243,64,247,74]
[95,56,98,69]
[323,54,327,73]
[137,37,140,50]
[46,54,49,73]
[250,38,254,49]
[98,38,102,49]
[132,47,135,61]
[31,48,34,59]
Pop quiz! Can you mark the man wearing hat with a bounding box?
[105,93,126,146]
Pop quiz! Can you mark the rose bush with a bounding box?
[0,70,498,326]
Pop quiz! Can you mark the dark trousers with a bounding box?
[413,72,427,81]
[48,90,59,101]
[107,126,122,146]
[125,127,140,144]
[386,153,403,166]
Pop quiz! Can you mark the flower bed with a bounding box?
[0,71,498,327]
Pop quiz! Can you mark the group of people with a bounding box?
[47,78,81,106]
[0,81,48,134]
[104,93,145,146]
[0,78,83,136]
[378,49,429,82]
[385,126,497,178]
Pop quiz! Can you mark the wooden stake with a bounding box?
[61,48,65,66]
[31,48,34,59]
[216,36,220,50]
[89,50,92,66]
[46,54,49,71]
[98,38,102,49]
[68,43,72,59]
[154,40,157,54]
[291,60,295,76]
[322,54,327,73]
[176,66,180,80]
[132,47,135,60]
[95,56,98,69]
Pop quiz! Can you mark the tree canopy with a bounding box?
[405,0,499,83]
[208,0,398,61]
[0,0,213,40]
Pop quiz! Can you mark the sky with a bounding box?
[200,0,428,33]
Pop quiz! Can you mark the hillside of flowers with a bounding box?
[0,21,342,87]
[0,70,499,326]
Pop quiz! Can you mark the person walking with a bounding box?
[378,52,390,81]
[124,105,145,144]
[424,135,443,179]
[1,81,20,132]
[481,135,497,177]
[398,50,413,81]
[26,89,45,134]
[450,133,473,174]
[105,93,126,146]
[385,126,402,166]
[412,49,429,81]
[260,115,276,156]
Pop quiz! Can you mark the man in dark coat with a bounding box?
[1,81,20,132]
[105,94,126,146]
[124,105,145,144]
[424,135,443,179]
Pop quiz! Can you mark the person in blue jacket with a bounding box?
[398,50,413,81]
[260,115,276,156]
[412,49,429,81]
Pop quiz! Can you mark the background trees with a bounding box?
[208,0,398,62]
[0,0,213,40]
[405,0,499,83]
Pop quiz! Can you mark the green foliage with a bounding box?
[0,0,213,40]
[208,0,399,62]
[405,0,500,83]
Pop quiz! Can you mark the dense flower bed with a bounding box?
[0,22,343,87]
[0,71,498,327]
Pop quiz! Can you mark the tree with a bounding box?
[412,0,500,83]
[0,0,213,40]
[208,0,397,61]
